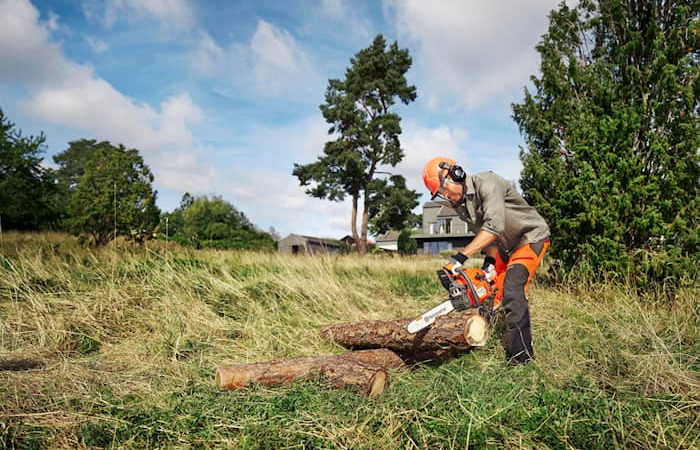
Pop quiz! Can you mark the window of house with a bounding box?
[438,218,451,234]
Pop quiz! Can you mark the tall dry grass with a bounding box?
[0,231,697,449]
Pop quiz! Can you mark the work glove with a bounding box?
[481,256,497,280]
[444,252,468,274]
[481,256,496,272]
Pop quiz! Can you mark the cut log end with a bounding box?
[464,314,489,347]
[215,367,250,390]
[368,370,386,397]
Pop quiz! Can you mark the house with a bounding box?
[277,234,342,254]
[412,201,475,255]
[375,230,400,252]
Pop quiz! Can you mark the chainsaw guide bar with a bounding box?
[407,265,498,334]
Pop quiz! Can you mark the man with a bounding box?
[422,157,550,365]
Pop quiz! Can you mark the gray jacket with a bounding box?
[452,171,550,253]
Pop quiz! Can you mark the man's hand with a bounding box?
[481,256,496,271]
[481,256,497,280]
[443,252,468,274]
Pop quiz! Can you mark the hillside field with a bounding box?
[0,232,698,449]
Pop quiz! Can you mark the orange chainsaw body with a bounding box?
[440,264,502,309]
[459,267,495,307]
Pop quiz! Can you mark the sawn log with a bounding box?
[321,313,488,363]
[215,348,405,397]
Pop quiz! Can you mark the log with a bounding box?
[321,313,489,363]
[215,348,405,397]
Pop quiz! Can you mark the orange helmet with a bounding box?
[422,157,465,199]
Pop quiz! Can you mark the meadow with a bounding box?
[0,232,697,449]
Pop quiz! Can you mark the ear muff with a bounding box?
[439,161,466,183]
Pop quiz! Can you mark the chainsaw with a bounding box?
[406,262,501,334]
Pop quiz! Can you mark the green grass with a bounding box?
[0,232,698,449]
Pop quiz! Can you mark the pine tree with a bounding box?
[293,35,418,254]
[512,0,699,290]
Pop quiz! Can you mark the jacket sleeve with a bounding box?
[476,172,506,237]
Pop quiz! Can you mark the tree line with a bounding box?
[0,110,275,250]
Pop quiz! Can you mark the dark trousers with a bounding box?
[494,239,549,365]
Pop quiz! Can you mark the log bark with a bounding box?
[215,348,404,397]
[343,347,407,370]
[321,313,489,364]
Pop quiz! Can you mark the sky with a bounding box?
[0,0,565,239]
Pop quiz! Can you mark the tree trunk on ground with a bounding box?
[215,348,405,397]
[321,313,488,364]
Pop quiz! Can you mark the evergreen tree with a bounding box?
[0,108,62,230]
[53,138,103,209]
[367,174,421,235]
[293,34,418,254]
[512,0,699,290]
[397,228,417,255]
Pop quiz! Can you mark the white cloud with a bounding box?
[161,93,203,125]
[85,35,109,53]
[188,31,225,76]
[96,0,195,32]
[22,76,208,192]
[320,0,347,20]
[386,0,561,110]
[174,155,354,238]
[396,120,527,195]
[0,0,72,86]
[45,10,59,31]
[236,20,316,96]
[244,114,329,165]
[228,165,356,239]
[188,19,318,98]
[317,0,372,41]
[465,141,524,184]
[2,0,208,197]
[250,20,309,90]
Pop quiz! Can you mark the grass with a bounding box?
[0,231,698,449]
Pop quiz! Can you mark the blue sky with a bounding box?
[1,0,564,239]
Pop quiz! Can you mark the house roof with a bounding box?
[423,200,451,207]
[423,200,460,218]
[376,230,401,242]
[437,204,460,217]
[279,233,340,247]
